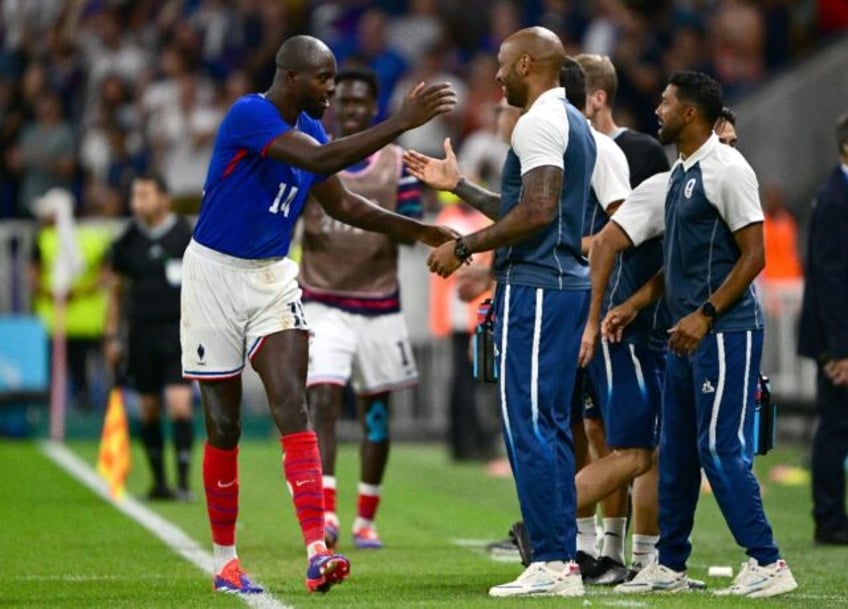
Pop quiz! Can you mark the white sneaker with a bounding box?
[614,562,689,593]
[713,558,798,598]
[488,561,584,597]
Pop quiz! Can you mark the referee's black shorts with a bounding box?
[126,320,189,394]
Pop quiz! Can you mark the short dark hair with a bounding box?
[667,71,723,126]
[335,67,379,100]
[718,106,737,126]
[559,57,586,112]
[134,171,169,195]
[836,113,848,154]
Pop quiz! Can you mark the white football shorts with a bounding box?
[304,301,418,395]
[181,239,307,380]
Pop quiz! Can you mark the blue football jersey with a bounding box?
[193,94,329,259]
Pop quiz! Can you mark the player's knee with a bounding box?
[627,448,653,476]
[363,399,389,443]
[206,417,241,449]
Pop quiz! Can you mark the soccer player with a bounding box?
[406,27,596,598]
[104,173,194,502]
[606,71,797,598]
[180,35,456,595]
[298,67,421,550]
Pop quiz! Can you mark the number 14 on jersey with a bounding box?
[268,182,299,217]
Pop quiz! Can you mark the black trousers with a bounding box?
[811,366,848,532]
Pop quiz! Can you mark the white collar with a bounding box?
[679,133,719,171]
[529,87,566,111]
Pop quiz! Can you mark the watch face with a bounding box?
[454,240,470,261]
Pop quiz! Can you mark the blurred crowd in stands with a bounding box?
[1,0,846,222]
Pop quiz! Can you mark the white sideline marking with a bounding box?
[40,441,292,609]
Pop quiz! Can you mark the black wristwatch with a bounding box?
[700,301,718,319]
[454,238,472,263]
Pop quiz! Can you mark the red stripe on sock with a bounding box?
[203,443,238,546]
[357,492,380,522]
[281,431,325,547]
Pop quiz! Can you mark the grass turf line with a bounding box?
[3,439,847,608]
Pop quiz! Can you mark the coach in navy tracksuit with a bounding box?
[418,27,596,598]
[798,113,848,545]
[614,72,797,599]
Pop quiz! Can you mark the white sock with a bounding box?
[323,475,337,489]
[307,540,327,559]
[576,517,599,557]
[630,534,659,570]
[601,517,627,564]
[352,516,374,531]
[213,544,238,574]
[358,481,380,496]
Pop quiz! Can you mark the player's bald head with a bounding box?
[275,35,334,72]
[502,27,565,74]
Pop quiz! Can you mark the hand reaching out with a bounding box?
[396,83,458,131]
[403,138,462,192]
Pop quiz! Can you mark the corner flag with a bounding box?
[97,387,132,498]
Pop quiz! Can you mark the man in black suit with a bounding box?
[798,113,848,545]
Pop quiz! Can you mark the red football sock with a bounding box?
[357,486,381,522]
[281,431,325,548]
[203,443,239,546]
[323,484,337,516]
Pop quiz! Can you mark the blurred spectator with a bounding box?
[710,0,766,97]
[8,90,76,217]
[818,0,848,34]
[386,0,445,64]
[146,72,221,214]
[68,5,148,124]
[332,8,407,121]
[458,100,510,189]
[390,43,466,158]
[0,73,25,217]
[761,181,803,282]
[536,0,589,54]
[459,52,503,139]
[29,192,112,411]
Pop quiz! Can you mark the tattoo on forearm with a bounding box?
[454,178,501,220]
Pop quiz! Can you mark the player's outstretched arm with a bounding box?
[579,221,633,367]
[404,138,501,220]
[268,83,457,176]
[311,175,457,247]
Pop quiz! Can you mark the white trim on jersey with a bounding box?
[591,127,631,210]
[682,134,764,232]
[511,87,568,174]
[612,171,670,247]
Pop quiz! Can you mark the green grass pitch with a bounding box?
[1,439,846,608]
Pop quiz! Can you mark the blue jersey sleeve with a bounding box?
[222,95,290,157]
